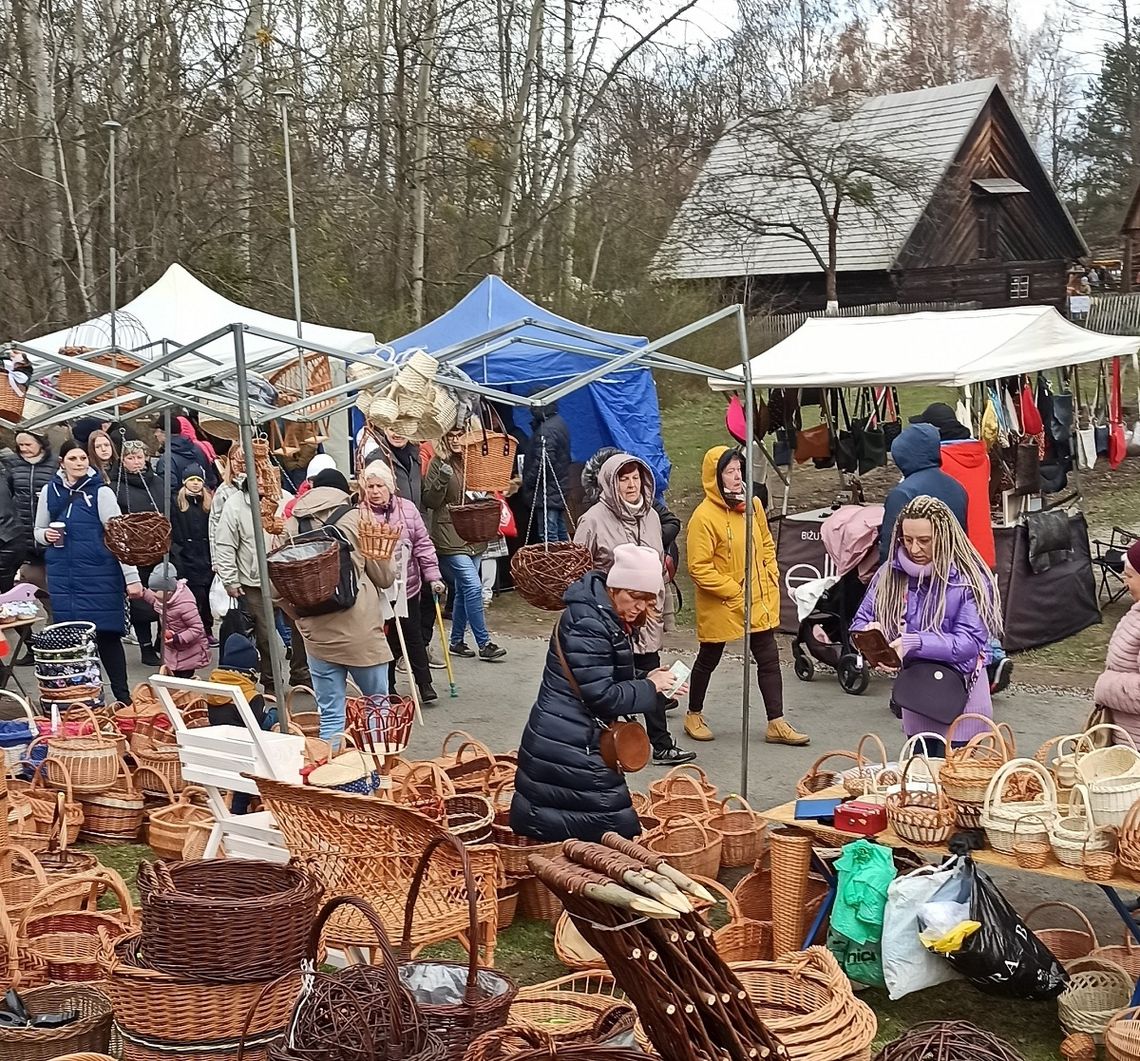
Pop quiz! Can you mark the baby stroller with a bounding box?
[790,505,883,696]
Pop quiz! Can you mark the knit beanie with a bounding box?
[363,461,395,491]
[221,634,259,673]
[148,560,179,594]
[606,543,663,596]
[310,468,350,494]
[306,453,337,481]
[182,463,206,482]
[1127,540,1140,575]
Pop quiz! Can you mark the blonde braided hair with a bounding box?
[874,495,1003,639]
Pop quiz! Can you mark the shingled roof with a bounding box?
[655,79,1047,280]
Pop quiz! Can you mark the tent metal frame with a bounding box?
[6,305,762,793]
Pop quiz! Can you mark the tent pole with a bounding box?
[233,327,289,726]
[161,364,172,661]
[736,305,753,799]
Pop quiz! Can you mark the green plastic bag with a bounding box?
[827,927,886,987]
[832,838,896,945]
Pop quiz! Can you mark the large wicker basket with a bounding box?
[104,512,172,566]
[267,538,342,610]
[0,982,113,1061]
[1058,956,1133,1041]
[644,813,722,878]
[269,352,336,415]
[510,543,594,611]
[461,415,518,492]
[885,756,955,847]
[449,499,502,544]
[57,347,144,411]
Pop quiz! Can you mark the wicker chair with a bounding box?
[254,777,502,964]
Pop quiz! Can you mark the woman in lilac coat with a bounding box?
[362,461,446,704]
[852,495,1002,754]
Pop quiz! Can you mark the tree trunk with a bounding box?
[491,0,543,276]
[233,0,262,290]
[66,1,93,311]
[826,214,839,312]
[409,0,439,323]
[557,0,577,300]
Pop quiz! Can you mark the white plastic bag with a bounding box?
[881,857,965,1000]
[209,574,232,620]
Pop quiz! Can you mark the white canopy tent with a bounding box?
[716,306,1139,388]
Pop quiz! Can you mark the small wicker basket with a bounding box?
[358,509,402,561]
[103,512,171,567]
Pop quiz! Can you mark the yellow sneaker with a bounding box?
[766,717,810,746]
[684,712,714,741]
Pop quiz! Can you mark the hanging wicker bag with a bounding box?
[449,498,502,544]
[707,795,768,868]
[644,813,722,878]
[104,511,171,566]
[980,757,1058,855]
[1024,900,1099,964]
[510,542,594,612]
[267,538,343,610]
[841,733,899,798]
[460,410,518,492]
[1058,956,1134,1041]
[78,758,145,844]
[885,756,955,847]
[795,751,857,798]
[358,507,403,561]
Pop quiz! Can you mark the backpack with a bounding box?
[292,503,360,616]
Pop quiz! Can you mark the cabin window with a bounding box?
[1009,274,1030,300]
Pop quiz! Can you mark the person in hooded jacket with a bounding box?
[278,467,398,740]
[574,452,693,766]
[510,544,687,842]
[170,464,216,645]
[7,431,58,611]
[878,424,968,563]
[685,446,810,747]
[141,560,210,676]
[0,475,23,594]
[159,416,219,492]
[35,440,142,704]
[111,439,168,667]
[521,402,572,543]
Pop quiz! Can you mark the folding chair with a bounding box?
[1091,526,1140,605]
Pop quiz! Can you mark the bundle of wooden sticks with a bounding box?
[529,833,788,1061]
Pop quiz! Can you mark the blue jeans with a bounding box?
[307,652,389,741]
[533,508,568,544]
[439,554,490,649]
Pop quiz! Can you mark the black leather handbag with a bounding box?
[1027,509,1073,573]
[890,660,973,725]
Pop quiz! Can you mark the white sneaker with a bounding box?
[427,647,447,670]
[396,657,409,674]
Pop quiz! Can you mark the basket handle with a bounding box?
[18,865,134,935]
[57,702,103,736]
[454,739,495,767]
[689,873,742,922]
[659,812,712,841]
[1082,826,1116,860]
[1023,900,1099,947]
[666,763,711,786]
[440,729,479,759]
[1013,812,1048,840]
[29,755,74,802]
[401,830,481,1005]
[946,712,1008,754]
[896,754,945,811]
[803,750,857,783]
[1069,783,1096,829]
[0,843,47,888]
[718,794,757,817]
[400,761,456,799]
[658,772,711,810]
[1077,724,1138,753]
[983,757,1057,814]
[133,763,176,804]
[854,732,890,772]
[899,732,945,762]
[0,690,35,725]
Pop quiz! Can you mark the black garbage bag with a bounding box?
[943,858,1069,1000]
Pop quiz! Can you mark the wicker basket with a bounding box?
[134,742,184,795]
[648,763,718,809]
[490,784,560,877]
[886,756,956,847]
[510,974,633,1045]
[449,499,502,544]
[1037,732,1084,791]
[17,754,85,846]
[137,860,321,984]
[1118,801,1140,880]
[842,733,899,798]
[358,508,403,561]
[0,691,37,769]
[78,758,144,843]
[399,834,519,1061]
[261,496,284,535]
[1089,770,1140,830]
[518,875,563,923]
[1012,813,1052,869]
[1076,726,1140,785]
[57,348,144,410]
[1084,829,1120,883]
[1058,956,1133,1041]
[796,751,858,797]
[144,779,213,860]
[644,813,722,879]
[939,713,1011,806]
[269,352,336,414]
[649,771,713,821]
[445,794,495,845]
[0,982,113,1061]
[104,512,172,566]
[498,884,519,930]
[510,543,594,611]
[707,795,768,868]
[1053,784,1112,868]
[554,911,603,969]
[267,538,342,610]
[980,757,1058,855]
[1106,1005,1140,1061]
[461,414,518,492]
[1093,936,1140,980]
[1025,900,1098,963]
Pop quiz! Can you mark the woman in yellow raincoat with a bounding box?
[684,446,809,746]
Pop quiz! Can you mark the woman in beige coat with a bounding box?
[574,453,693,766]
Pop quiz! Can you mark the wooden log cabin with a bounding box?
[654,79,1087,313]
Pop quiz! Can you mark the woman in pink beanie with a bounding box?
[1094,539,1140,745]
[509,543,689,842]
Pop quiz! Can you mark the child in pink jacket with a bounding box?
[142,561,211,676]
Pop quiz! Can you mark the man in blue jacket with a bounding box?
[878,423,968,562]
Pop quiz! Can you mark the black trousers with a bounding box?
[96,630,131,704]
[419,587,438,650]
[188,580,213,637]
[633,650,675,753]
[688,630,784,721]
[387,590,434,695]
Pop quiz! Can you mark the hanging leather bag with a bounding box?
[1011,439,1042,496]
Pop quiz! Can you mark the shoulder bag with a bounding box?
[890,659,977,725]
[551,619,650,774]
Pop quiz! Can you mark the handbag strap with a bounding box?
[551,617,584,701]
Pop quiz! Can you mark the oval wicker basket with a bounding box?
[79,759,145,844]
[449,499,502,544]
[842,733,899,798]
[939,714,1012,805]
[886,756,956,847]
[644,813,722,879]
[707,795,768,868]
[980,757,1058,855]
[510,543,594,611]
[0,982,114,1061]
[1052,784,1111,868]
[648,763,718,806]
[1058,956,1133,1041]
[267,538,342,610]
[40,718,119,795]
[1024,900,1098,964]
[104,512,172,567]
[57,348,144,411]
[796,751,858,797]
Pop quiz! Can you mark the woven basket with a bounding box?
[36,710,119,794]
[267,538,342,610]
[644,813,722,879]
[78,758,144,843]
[648,763,718,808]
[490,783,560,877]
[1118,801,1140,880]
[1089,769,1140,830]
[104,512,172,566]
[57,348,144,410]
[939,713,1011,806]
[1092,936,1140,980]
[269,352,336,415]
[144,778,213,860]
[796,751,857,797]
[0,982,113,1061]
[1012,813,1052,869]
[714,917,773,963]
[898,732,948,783]
[358,509,402,561]
[649,772,713,821]
[461,415,518,492]
[17,753,85,846]
[517,875,562,923]
[886,756,956,847]
[980,757,1058,854]
[842,733,899,798]
[261,497,284,535]
[1052,784,1111,868]
[497,884,519,930]
[1058,956,1133,1041]
[1084,829,1120,882]
[1037,732,1084,791]
[1076,725,1140,785]
[449,499,502,544]
[511,974,633,1044]
[1106,1005,1140,1061]
[554,912,603,969]
[510,543,594,611]
[707,795,768,868]
[101,931,301,1044]
[444,794,495,845]
[0,691,37,769]
[1025,900,1098,963]
[135,740,185,795]
[400,833,519,1061]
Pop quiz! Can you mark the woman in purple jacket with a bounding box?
[362,461,446,704]
[852,494,1002,755]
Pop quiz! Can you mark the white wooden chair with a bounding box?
[147,674,305,862]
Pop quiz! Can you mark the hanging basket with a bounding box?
[460,411,518,492]
[103,511,171,567]
[449,499,502,544]
[510,543,594,611]
[267,539,341,609]
[56,347,144,411]
[269,352,336,416]
[358,509,402,561]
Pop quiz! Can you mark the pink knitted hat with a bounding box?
[606,543,663,596]
[1127,539,1140,574]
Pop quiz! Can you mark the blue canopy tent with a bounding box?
[358,277,671,489]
